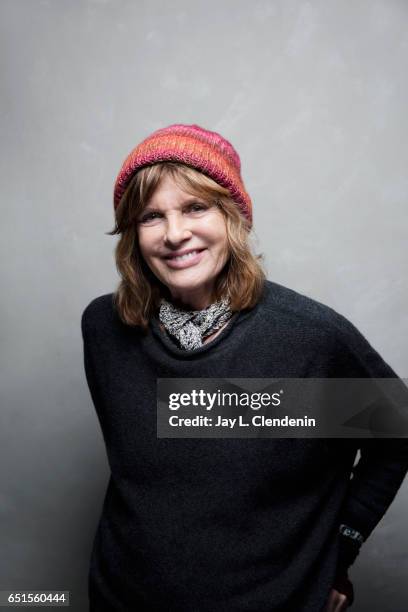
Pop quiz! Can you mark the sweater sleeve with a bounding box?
[81,305,104,418]
[331,313,408,573]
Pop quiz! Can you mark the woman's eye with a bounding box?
[138,203,209,224]
[187,203,207,213]
[140,212,160,223]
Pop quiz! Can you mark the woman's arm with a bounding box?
[81,303,106,427]
[327,312,408,606]
[332,314,408,550]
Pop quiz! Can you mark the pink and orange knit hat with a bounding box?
[113,123,253,226]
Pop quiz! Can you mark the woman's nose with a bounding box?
[163,213,192,244]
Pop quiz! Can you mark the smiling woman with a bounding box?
[81,124,408,612]
[107,147,266,341]
[135,174,231,311]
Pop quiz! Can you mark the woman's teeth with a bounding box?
[171,250,200,261]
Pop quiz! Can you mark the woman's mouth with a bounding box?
[164,249,206,269]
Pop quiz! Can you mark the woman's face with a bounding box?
[136,174,230,310]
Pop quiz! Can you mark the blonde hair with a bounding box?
[107,162,266,330]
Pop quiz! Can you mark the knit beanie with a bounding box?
[113,123,253,226]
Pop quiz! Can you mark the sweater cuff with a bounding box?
[336,531,363,573]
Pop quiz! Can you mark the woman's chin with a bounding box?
[163,278,215,303]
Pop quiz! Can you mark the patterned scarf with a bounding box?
[158,296,233,350]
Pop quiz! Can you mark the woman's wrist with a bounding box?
[333,524,364,607]
[332,570,354,606]
[336,524,364,573]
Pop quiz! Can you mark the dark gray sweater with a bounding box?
[81,279,408,612]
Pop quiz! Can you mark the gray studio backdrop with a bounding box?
[1,1,407,610]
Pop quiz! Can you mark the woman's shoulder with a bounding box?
[262,279,349,332]
[261,280,398,377]
[81,292,116,335]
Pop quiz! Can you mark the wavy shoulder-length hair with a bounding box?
[107,161,266,330]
